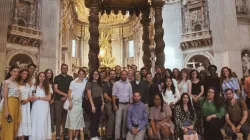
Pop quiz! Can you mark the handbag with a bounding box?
[183,131,199,140]
[63,93,74,110]
[82,82,92,115]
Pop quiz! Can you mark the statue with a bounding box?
[98,30,115,68]
[236,0,248,14]
[242,53,250,75]
[197,63,205,72]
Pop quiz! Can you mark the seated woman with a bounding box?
[175,93,197,139]
[148,93,174,140]
[194,87,225,140]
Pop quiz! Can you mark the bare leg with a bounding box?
[69,129,73,140]
[160,126,170,139]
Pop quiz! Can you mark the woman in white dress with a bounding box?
[29,72,52,140]
[162,77,180,108]
[65,69,87,140]
[17,69,32,140]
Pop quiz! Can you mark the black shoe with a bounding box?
[64,136,69,140]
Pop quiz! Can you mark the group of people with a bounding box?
[1,63,250,140]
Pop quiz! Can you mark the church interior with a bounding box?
[1,1,250,140]
[0,0,250,80]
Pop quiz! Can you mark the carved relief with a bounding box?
[236,0,248,14]
[180,0,212,50]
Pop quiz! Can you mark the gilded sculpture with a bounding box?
[98,30,115,68]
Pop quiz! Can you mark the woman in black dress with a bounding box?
[190,69,204,134]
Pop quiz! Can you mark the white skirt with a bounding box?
[17,102,32,136]
[65,97,85,130]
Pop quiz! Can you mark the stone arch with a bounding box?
[183,52,214,71]
[241,48,250,77]
[17,17,27,26]
[6,50,37,68]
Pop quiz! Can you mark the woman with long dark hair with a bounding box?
[162,77,180,108]
[173,68,181,81]
[1,65,21,140]
[194,87,225,140]
[29,72,52,139]
[175,93,197,139]
[17,69,32,140]
[45,69,55,133]
[190,69,204,134]
[220,67,241,99]
[148,93,174,139]
[86,70,104,139]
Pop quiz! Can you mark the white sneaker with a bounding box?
[74,138,78,140]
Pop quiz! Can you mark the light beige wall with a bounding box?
[0,0,13,81]
[39,0,60,74]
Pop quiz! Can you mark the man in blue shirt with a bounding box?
[126,91,148,140]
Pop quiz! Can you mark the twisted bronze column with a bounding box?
[152,0,165,68]
[141,7,152,71]
[88,1,100,73]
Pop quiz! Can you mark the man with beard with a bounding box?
[204,65,220,96]
[112,70,133,140]
[54,64,73,140]
[140,67,148,80]
[225,88,249,140]
[115,65,122,81]
[103,70,116,140]
[126,91,148,140]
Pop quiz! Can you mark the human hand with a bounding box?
[61,97,66,101]
[101,104,104,112]
[69,101,73,110]
[187,125,194,130]
[231,125,236,133]
[182,128,188,133]
[92,106,96,113]
[49,99,54,105]
[113,105,118,111]
[206,116,212,121]
[235,125,241,133]
[4,110,9,119]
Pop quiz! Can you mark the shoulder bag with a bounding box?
[82,82,92,115]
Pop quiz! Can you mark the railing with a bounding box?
[8,24,42,40]
[180,29,212,50]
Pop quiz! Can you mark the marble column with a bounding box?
[0,0,13,80]
[88,1,100,73]
[39,0,60,74]
[152,0,165,68]
[141,7,152,71]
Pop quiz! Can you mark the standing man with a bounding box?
[115,65,122,81]
[103,70,116,140]
[126,91,148,140]
[131,64,137,73]
[127,70,134,82]
[130,71,149,105]
[140,67,148,80]
[112,70,133,140]
[204,65,220,95]
[225,88,249,140]
[54,64,73,140]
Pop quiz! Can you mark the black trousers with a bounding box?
[203,117,224,140]
[89,97,102,137]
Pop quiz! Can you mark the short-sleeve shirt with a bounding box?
[54,74,73,100]
[102,81,114,99]
[86,82,102,98]
[222,78,240,98]
[150,103,172,121]
[226,99,248,122]
[2,80,20,98]
[69,78,87,97]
